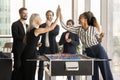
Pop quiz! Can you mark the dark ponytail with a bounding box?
[80,11,101,32]
[89,16,97,26]
[82,12,91,25]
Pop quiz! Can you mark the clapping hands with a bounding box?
[56,5,63,21]
[46,20,51,26]
[65,32,72,43]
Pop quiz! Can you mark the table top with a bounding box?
[43,53,92,61]
[29,53,111,62]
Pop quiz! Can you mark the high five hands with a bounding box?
[56,5,60,18]
[56,5,63,21]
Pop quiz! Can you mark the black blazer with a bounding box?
[39,23,59,54]
[59,31,80,54]
[11,20,27,53]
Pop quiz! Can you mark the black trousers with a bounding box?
[21,60,36,80]
[11,51,23,80]
[38,61,44,80]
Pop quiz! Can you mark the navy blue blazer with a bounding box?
[39,23,59,54]
[59,31,80,54]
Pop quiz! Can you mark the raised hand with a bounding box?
[56,5,60,18]
[58,6,63,21]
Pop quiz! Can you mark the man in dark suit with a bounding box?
[38,10,60,80]
[11,7,28,80]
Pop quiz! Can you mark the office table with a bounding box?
[0,52,12,80]
[36,54,94,80]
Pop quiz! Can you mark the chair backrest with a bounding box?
[3,42,13,52]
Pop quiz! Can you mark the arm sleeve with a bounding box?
[59,33,66,45]
[60,20,79,34]
[11,23,24,40]
[70,35,80,46]
[94,27,101,42]
[50,25,59,36]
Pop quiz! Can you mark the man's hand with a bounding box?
[37,43,42,48]
[65,32,72,43]
[66,38,72,43]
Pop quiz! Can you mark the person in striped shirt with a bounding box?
[59,7,113,80]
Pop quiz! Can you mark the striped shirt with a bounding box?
[61,21,101,48]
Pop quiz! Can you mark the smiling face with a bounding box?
[20,10,28,20]
[46,11,54,22]
[67,21,73,26]
[79,15,87,26]
[66,19,74,27]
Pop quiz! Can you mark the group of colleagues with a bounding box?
[11,6,113,80]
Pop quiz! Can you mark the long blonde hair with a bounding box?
[27,13,40,31]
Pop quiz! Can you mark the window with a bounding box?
[91,0,100,23]
[0,0,23,50]
[0,0,10,34]
[110,0,120,76]
[78,0,85,16]
[25,0,72,41]
[10,0,23,24]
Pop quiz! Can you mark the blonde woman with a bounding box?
[21,8,59,80]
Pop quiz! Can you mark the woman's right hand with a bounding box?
[100,32,105,38]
